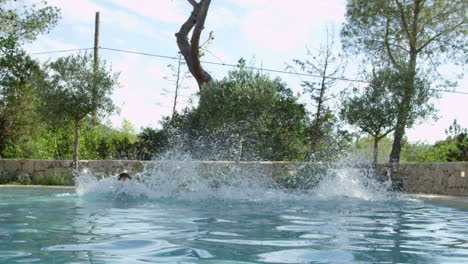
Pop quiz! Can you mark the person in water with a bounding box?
[118,172,132,181]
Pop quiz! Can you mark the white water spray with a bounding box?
[74,154,393,202]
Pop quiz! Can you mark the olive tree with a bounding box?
[342,67,435,164]
[39,53,119,169]
[341,69,399,164]
[341,0,467,162]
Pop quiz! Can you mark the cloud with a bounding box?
[208,6,240,30]
[48,0,104,23]
[25,37,78,52]
[101,9,161,38]
[235,0,346,51]
[106,0,186,24]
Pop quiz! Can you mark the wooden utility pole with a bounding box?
[94,11,100,69]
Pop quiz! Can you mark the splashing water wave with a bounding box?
[75,155,394,203]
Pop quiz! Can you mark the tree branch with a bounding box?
[394,0,412,41]
[416,20,467,53]
[199,31,214,57]
[384,15,399,68]
[175,0,213,90]
[187,0,198,7]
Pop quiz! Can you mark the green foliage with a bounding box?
[36,170,73,186]
[39,52,119,123]
[0,35,45,157]
[354,135,394,163]
[446,133,467,161]
[288,29,346,155]
[310,112,355,161]
[401,120,468,162]
[342,68,399,138]
[0,168,16,184]
[341,68,400,163]
[0,0,61,159]
[341,0,467,68]
[341,0,466,161]
[38,52,119,167]
[0,169,31,184]
[16,172,31,184]
[0,0,60,42]
[443,120,467,161]
[104,120,138,159]
[136,127,168,160]
[401,141,448,162]
[163,59,310,161]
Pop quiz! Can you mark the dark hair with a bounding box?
[118,172,132,181]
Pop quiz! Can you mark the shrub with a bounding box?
[0,168,18,184]
[36,170,73,186]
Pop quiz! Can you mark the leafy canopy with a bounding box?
[39,52,119,123]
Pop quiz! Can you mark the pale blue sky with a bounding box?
[24,0,467,144]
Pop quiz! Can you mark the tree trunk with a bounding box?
[389,111,406,162]
[175,0,213,91]
[310,92,324,154]
[72,120,80,170]
[389,47,417,162]
[310,59,328,155]
[373,135,379,166]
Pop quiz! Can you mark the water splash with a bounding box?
[74,154,393,203]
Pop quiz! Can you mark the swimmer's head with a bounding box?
[118,172,132,181]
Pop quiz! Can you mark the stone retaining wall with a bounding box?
[0,159,467,195]
[380,162,468,196]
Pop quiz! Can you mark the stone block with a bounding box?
[2,159,20,172]
[35,160,52,172]
[21,160,35,175]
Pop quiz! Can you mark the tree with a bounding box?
[39,53,119,169]
[341,0,467,162]
[288,27,346,155]
[0,0,59,157]
[0,36,44,157]
[354,135,394,163]
[162,54,192,117]
[0,0,60,42]
[136,127,168,160]
[162,59,309,161]
[175,0,213,90]
[401,120,467,162]
[341,68,399,164]
[444,120,467,161]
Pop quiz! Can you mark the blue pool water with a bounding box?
[1,167,468,263]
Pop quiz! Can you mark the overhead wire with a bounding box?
[29,48,94,55]
[28,46,467,95]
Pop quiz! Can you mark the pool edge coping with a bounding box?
[0,184,75,189]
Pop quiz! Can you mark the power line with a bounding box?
[100,47,180,60]
[27,47,468,95]
[99,47,366,83]
[432,89,468,95]
[29,48,93,55]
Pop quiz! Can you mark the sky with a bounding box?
[23,0,467,144]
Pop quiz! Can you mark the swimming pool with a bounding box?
[1,168,468,263]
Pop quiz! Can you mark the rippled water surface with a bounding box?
[1,186,467,264]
